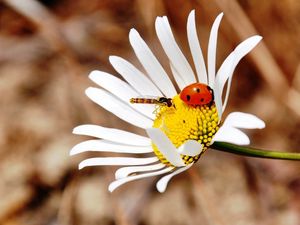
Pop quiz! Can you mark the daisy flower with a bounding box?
[70,10,265,193]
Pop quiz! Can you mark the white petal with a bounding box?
[221,75,233,112]
[79,156,158,170]
[223,112,265,129]
[146,128,185,167]
[86,87,153,129]
[187,10,208,84]
[156,163,193,193]
[214,52,234,94]
[129,29,177,97]
[214,53,235,119]
[109,167,173,192]
[155,16,196,88]
[207,13,223,88]
[213,85,223,121]
[70,140,153,156]
[215,36,262,111]
[73,125,151,146]
[212,126,250,145]
[109,56,163,96]
[231,35,262,69]
[170,63,186,90]
[115,163,165,179]
[221,36,262,111]
[89,70,155,119]
[178,140,203,156]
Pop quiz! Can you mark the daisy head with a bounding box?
[70,10,265,193]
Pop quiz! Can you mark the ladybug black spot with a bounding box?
[186,95,191,101]
[183,120,186,123]
[200,98,204,102]
[196,88,200,93]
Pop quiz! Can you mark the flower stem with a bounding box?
[212,142,300,161]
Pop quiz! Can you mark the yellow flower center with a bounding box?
[152,95,220,166]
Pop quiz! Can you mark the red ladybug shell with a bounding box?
[180,83,214,106]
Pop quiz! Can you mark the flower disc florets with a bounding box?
[153,95,219,166]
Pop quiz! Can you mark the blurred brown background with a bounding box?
[0,0,300,224]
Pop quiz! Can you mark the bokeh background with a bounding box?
[0,0,300,224]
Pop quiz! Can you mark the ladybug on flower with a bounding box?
[71,10,268,193]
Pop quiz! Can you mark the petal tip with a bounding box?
[70,144,82,156]
[128,28,136,40]
[252,35,263,44]
[129,28,137,35]
[188,10,195,18]
[216,12,224,21]
[108,183,117,192]
[128,28,141,45]
[78,162,85,170]
[72,126,81,134]
[258,120,266,129]
[156,183,166,193]
[69,148,76,156]
[108,55,118,64]
[155,16,162,27]
[88,70,100,81]
[85,87,97,99]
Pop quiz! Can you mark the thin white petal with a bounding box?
[214,52,235,94]
[221,75,233,112]
[170,63,186,90]
[215,36,262,111]
[79,156,158,170]
[115,163,165,179]
[207,13,223,88]
[222,36,262,110]
[187,10,208,84]
[155,16,196,88]
[73,125,151,146]
[129,29,177,97]
[231,35,262,70]
[178,140,203,156]
[109,167,173,192]
[214,53,235,119]
[156,163,193,193]
[89,70,155,119]
[89,70,137,96]
[212,126,250,145]
[146,128,185,167]
[223,112,265,129]
[213,72,229,121]
[86,87,153,129]
[109,56,163,96]
[70,140,153,156]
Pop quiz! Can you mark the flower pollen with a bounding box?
[152,95,220,166]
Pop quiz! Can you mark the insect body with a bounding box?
[180,83,214,106]
[130,97,173,107]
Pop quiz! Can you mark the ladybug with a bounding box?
[179,83,214,106]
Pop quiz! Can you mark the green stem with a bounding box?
[211,142,300,161]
